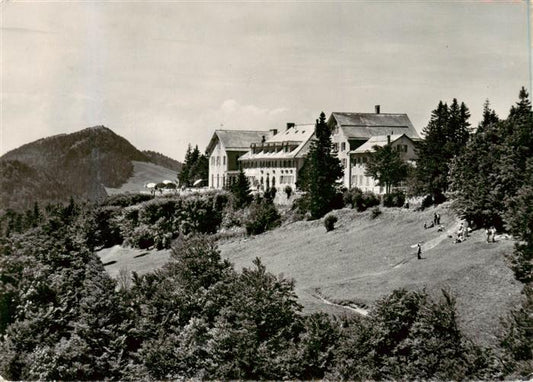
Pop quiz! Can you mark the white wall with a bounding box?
[208,139,228,189]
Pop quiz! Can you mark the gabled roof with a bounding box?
[328,112,421,140]
[239,124,315,161]
[206,129,270,155]
[351,134,414,154]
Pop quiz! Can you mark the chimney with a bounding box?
[261,135,266,144]
[270,128,278,136]
[387,135,391,145]
[375,105,381,114]
[286,122,295,131]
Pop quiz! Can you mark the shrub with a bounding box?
[360,192,380,211]
[383,190,406,208]
[343,188,380,212]
[264,186,277,202]
[371,206,382,219]
[330,191,345,210]
[284,185,293,199]
[118,192,229,249]
[421,194,434,209]
[343,188,363,208]
[245,197,281,235]
[89,205,123,248]
[324,215,338,232]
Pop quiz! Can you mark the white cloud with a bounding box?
[216,99,290,130]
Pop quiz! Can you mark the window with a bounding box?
[404,145,408,152]
[342,158,346,167]
[333,143,339,152]
[341,142,346,151]
[359,175,363,185]
[216,156,220,166]
[223,156,226,165]
[211,157,215,165]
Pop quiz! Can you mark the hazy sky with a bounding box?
[1,1,529,161]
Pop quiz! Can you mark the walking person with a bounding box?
[490,226,496,243]
[417,242,422,260]
[486,227,491,243]
[434,213,438,226]
[436,213,441,225]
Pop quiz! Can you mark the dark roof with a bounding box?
[328,112,421,140]
[206,130,270,154]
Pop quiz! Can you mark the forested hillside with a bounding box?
[0,126,181,212]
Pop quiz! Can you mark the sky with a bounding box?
[0,0,530,162]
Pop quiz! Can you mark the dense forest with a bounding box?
[0,88,531,380]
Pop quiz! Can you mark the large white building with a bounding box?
[239,123,315,191]
[205,129,270,189]
[350,134,418,193]
[328,106,421,190]
[205,106,421,195]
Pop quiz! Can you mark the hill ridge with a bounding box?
[0,126,182,212]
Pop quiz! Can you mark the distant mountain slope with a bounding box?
[0,160,68,211]
[0,126,182,212]
[142,150,183,173]
[105,161,178,195]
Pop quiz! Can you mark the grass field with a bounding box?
[97,202,522,346]
[105,161,177,195]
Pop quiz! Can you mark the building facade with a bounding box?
[205,130,270,189]
[328,105,421,191]
[239,123,315,192]
[350,134,417,194]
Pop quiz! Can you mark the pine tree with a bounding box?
[179,145,209,187]
[416,100,470,203]
[178,144,193,187]
[478,99,499,131]
[299,112,343,219]
[231,169,252,209]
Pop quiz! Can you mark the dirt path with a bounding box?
[306,290,369,316]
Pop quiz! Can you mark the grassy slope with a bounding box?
[98,202,522,346]
[105,161,178,195]
[218,203,522,346]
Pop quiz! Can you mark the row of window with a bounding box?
[211,156,226,166]
[332,142,347,152]
[241,159,295,169]
[351,175,372,187]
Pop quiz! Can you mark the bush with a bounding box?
[284,185,293,199]
[264,186,277,202]
[383,191,406,208]
[330,191,345,210]
[324,214,338,232]
[371,206,382,219]
[421,194,434,210]
[343,188,363,208]
[360,192,380,211]
[245,197,281,235]
[343,188,380,212]
[118,192,230,249]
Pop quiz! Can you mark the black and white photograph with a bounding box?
[0,1,531,380]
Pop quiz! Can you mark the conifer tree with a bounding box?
[179,145,209,187]
[178,144,193,187]
[416,99,470,203]
[299,112,343,219]
[231,169,252,209]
